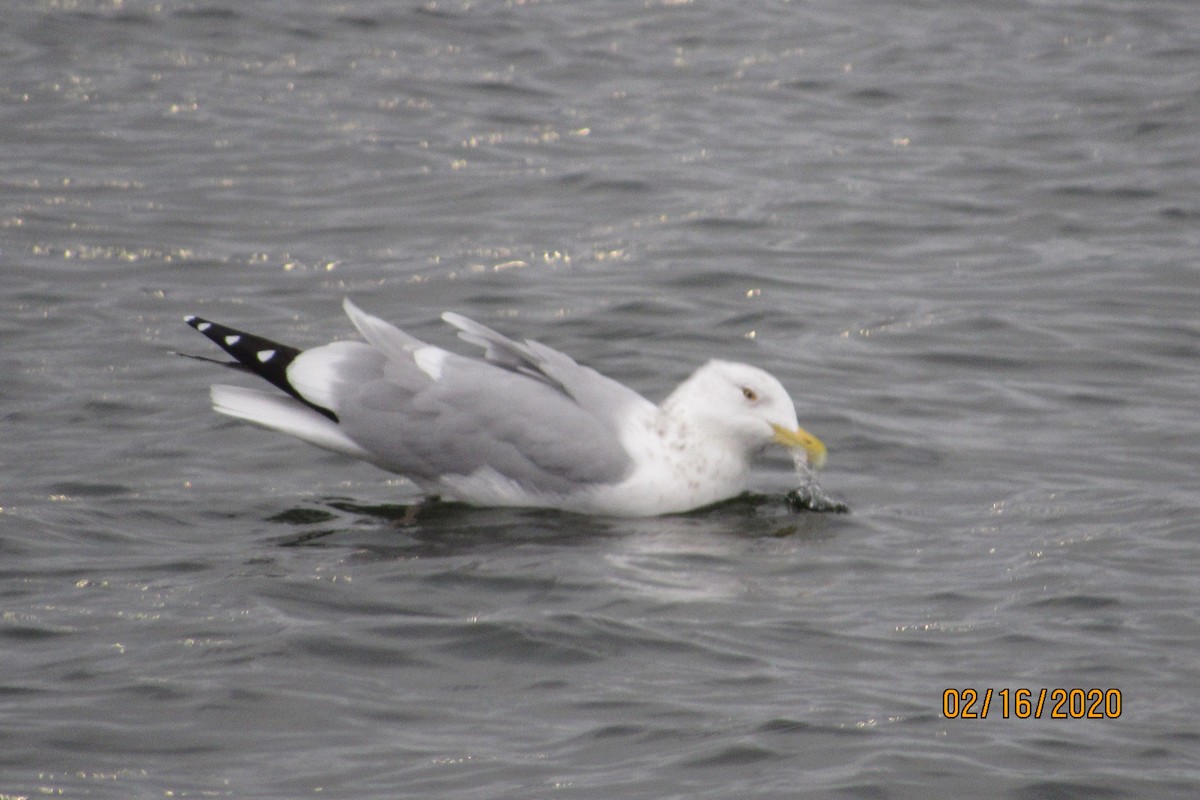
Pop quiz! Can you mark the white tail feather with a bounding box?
[210,384,373,460]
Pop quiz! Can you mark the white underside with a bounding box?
[209,384,756,516]
[210,385,374,461]
[207,387,693,515]
[431,408,752,516]
[432,467,729,517]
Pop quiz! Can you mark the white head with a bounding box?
[666,360,827,468]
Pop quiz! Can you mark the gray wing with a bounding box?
[298,301,652,493]
[440,310,651,425]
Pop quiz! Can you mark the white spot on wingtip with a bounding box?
[413,346,447,381]
[197,322,212,332]
[257,349,276,363]
[184,315,196,324]
[224,334,241,346]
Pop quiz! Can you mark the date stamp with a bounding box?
[942,688,1122,719]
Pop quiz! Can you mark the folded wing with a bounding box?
[191,301,648,499]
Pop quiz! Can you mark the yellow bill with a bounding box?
[772,424,827,469]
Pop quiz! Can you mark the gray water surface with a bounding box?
[3,1,1199,797]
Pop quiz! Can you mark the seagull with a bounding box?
[182,299,826,516]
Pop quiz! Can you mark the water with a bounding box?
[3,0,1199,797]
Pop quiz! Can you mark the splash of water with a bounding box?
[787,451,849,513]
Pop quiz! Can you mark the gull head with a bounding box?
[671,360,827,469]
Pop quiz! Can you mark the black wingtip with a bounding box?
[184,314,215,334]
[183,313,339,422]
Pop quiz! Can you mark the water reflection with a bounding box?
[263,488,852,555]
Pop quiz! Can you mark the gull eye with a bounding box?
[741,386,758,402]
